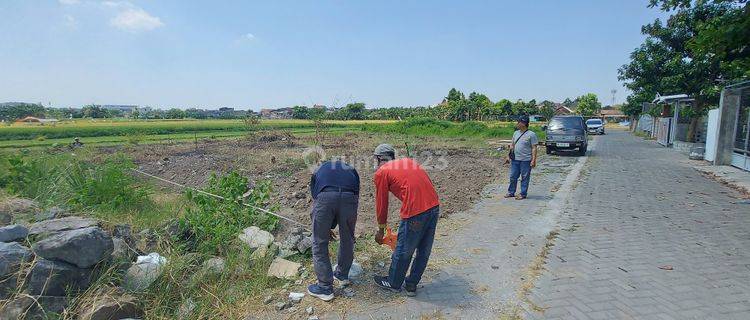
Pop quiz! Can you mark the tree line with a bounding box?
[292,89,602,121]
[618,0,749,119]
[3,89,603,122]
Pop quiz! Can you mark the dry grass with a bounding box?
[517,229,559,314]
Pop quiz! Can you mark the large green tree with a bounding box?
[292,106,310,119]
[575,93,602,117]
[620,0,749,116]
[340,102,366,120]
[166,108,186,119]
[0,103,45,121]
[539,100,557,120]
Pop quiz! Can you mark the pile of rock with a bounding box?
[279,226,313,257]
[0,202,145,320]
[237,226,311,280]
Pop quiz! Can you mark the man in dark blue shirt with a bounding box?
[307,160,359,301]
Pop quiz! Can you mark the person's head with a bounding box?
[373,144,395,168]
[516,116,529,130]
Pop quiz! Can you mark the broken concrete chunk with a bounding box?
[122,253,167,292]
[238,226,274,250]
[267,257,301,279]
[288,292,304,303]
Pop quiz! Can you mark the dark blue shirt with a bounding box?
[310,160,360,199]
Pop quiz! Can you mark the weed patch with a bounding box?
[183,171,279,255]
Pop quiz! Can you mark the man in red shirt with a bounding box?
[372,144,440,297]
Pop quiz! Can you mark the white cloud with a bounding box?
[110,8,164,32]
[63,14,78,27]
[59,0,80,5]
[243,33,255,40]
[102,1,128,8]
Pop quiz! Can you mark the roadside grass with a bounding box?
[633,131,654,140]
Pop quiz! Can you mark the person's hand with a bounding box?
[329,230,338,241]
[375,228,385,244]
[503,158,510,165]
[531,160,536,168]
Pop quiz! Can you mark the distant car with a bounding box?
[585,118,605,135]
[544,115,588,156]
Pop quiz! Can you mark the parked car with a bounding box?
[544,115,588,156]
[585,118,605,135]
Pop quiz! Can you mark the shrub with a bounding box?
[184,171,279,255]
[0,152,151,211]
[66,155,150,212]
[125,132,145,145]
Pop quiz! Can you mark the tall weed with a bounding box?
[184,171,279,255]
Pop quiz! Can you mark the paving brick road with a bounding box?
[526,131,750,320]
[344,141,585,319]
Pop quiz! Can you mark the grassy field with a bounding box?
[0,118,544,149]
[0,118,393,139]
[0,119,389,148]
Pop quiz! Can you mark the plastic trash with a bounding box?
[135,252,167,266]
[382,227,398,251]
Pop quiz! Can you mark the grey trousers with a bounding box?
[311,191,358,290]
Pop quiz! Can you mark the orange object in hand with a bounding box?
[382,227,398,251]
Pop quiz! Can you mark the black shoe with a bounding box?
[404,283,417,297]
[373,275,400,292]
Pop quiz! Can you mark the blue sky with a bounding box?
[0,1,667,110]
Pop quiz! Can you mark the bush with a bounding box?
[67,156,150,212]
[0,152,151,211]
[125,132,145,145]
[184,171,279,255]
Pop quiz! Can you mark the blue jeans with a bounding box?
[508,160,531,197]
[388,206,439,289]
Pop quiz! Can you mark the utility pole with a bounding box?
[611,89,617,107]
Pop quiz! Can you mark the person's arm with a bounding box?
[352,167,360,196]
[530,133,539,168]
[374,169,389,243]
[309,171,317,199]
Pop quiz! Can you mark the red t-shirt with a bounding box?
[374,158,440,225]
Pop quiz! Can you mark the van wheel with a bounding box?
[578,146,587,156]
[546,147,553,155]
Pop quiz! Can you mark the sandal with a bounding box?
[515,195,527,200]
[504,194,515,198]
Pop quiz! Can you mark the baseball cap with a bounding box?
[373,144,395,157]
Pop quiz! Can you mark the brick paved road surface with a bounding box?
[526,131,750,320]
[343,141,585,319]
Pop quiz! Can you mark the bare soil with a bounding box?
[105,131,503,235]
